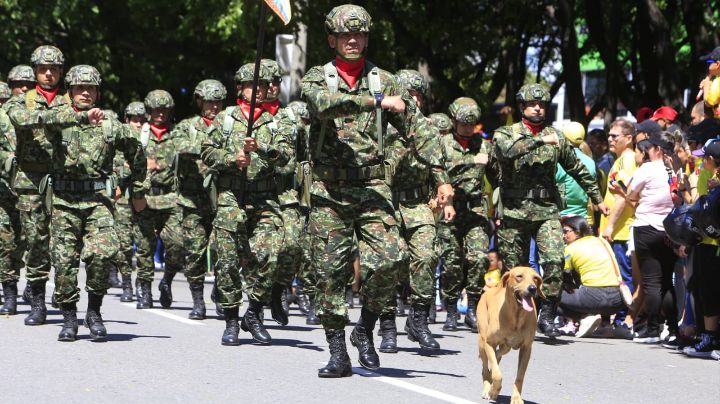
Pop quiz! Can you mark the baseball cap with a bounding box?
[700,46,720,62]
[635,119,662,138]
[635,106,653,123]
[691,139,720,158]
[650,106,678,123]
[647,131,675,154]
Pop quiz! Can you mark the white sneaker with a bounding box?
[576,315,602,338]
[710,350,720,360]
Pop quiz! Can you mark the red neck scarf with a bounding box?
[454,134,472,150]
[201,116,213,126]
[263,99,280,116]
[150,123,168,140]
[335,56,365,89]
[36,84,59,105]
[522,118,544,135]
[237,99,264,123]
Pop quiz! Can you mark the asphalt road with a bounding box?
[2,271,718,404]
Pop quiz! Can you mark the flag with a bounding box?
[264,0,291,25]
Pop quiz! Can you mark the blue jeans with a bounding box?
[612,240,633,324]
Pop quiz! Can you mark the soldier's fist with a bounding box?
[542,132,559,145]
[236,150,251,167]
[437,183,454,205]
[87,108,105,124]
[381,96,406,113]
[244,137,258,152]
[131,196,147,212]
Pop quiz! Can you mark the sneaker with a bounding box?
[662,334,694,350]
[683,333,720,358]
[710,350,720,360]
[576,315,601,338]
[558,321,577,336]
[613,323,633,340]
[590,324,615,338]
[633,328,661,344]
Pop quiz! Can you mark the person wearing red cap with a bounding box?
[635,107,653,124]
[650,106,678,130]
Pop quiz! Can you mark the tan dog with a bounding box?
[477,266,544,404]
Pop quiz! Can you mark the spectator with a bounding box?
[635,119,662,144]
[622,131,679,344]
[558,122,597,223]
[558,216,627,338]
[587,129,614,176]
[650,106,679,131]
[635,106,653,123]
[599,118,637,338]
[689,101,712,126]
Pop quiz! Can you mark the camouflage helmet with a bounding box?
[30,45,64,66]
[325,4,372,34]
[261,59,282,81]
[396,69,428,96]
[516,83,551,103]
[288,100,309,121]
[144,89,174,110]
[124,101,146,117]
[8,65,36,83]
[194,79,227,101]
[429,113,452,133]
[65,65,101,87]
[0,82,10,99]
[448,97,481,124]
[235,63,272,84]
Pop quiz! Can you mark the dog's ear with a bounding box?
[534,274,545,299]
[501,271,511,288]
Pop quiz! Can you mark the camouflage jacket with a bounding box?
[271,106,301,206]
[144,123,177,210]
[0,109,16,198]
[5,89,89,192]
[202,106,292,209]
[493,122,602,221]
[440,132,498,217]
[48,113,147,208]
[173,116,212,210]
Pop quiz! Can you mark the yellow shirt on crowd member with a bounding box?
[697,166,720,247]
[564,236,621,288]
[484,269,500,288]
[599,150,637,241]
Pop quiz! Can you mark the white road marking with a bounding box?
[121,303,206,326]
[351,366,479,404]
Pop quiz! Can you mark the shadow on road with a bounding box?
[493,394,540,404]
[355,366,466,379]
[396,346,462,357]
[264,324,318,332]
[534,336,574,345]
[75,333,172,342]
[242,338,323,351]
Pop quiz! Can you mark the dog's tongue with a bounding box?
[521,296,534,312]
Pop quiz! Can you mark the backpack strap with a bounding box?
[222,106,237,137]
[139,123,150,149]
[323,61,339,93]
[101,117,114,143]
[367,65,384,159]
[189,119,198,144]
[24,89,37,110]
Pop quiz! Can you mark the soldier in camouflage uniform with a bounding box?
[48,65,147,341]
[429,113,452,136]
[7,65,36,97]
[436,97,498,333]
[301,4,428,377]
[202,63,292,346]
[168,79,225,320]
[375,69,453,353]
[5,45,72,326]
[493,83,606,338]
[0,82,11,105]
[133,89,183,310]
[0,107,23,315]
[112,101,147,302]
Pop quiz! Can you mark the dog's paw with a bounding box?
[481,381,492,400]
[510,395,524,404]
[488,383,501,401]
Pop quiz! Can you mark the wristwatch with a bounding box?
[374,92,384,108]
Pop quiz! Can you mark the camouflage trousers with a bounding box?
[51,201,118,304]
[244,201,284,305]
[17,194,51,286]
[497,215,563,299]
[133,206,183,282]
[165,204,214,286]
[114,200,135,277]
[436,210,491,299]
[0,197,23,283]
[298,225,316,298]
[275,205,304,288]
[309,187,405,329]
[211,204,249,309]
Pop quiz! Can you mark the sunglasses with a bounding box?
[707,59,718,65]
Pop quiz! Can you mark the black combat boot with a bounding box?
[241,300,272,344]
[464,294,479,333]
[395,292,407,317]
[136,280,153,309]
[318,329,352,378]
[442,297,458,331]
[22,283,31,304]
[405,304,440,349]
[270,283,288,325]
[294,284,311,315]
[120,274,133,302]
[350,307,381,370]
[221,306,241,346]
[211,282,224,319]
[158,271,175,308]
[85,293,107,340]
[108,265,122,288]
[345,287,354,309]
[537,298,560,338]
[58,303,78,342]
[0,281,18,315]
[24,283,47,326]
[188,283,206,320]
[378,313,398,353]
[306,297,320,325]
[428,302,437,324]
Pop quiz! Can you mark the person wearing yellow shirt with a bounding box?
[559,216,626,338]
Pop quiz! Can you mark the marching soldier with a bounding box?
[0,106,22,315]
[6,65,36,98]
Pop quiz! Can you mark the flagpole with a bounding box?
[246,0,268,138]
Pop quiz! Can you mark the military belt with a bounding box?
[503,188,554,200]
[149,185,174,196]
[454,196,485,211]
[393,185,429,203]
[312,164,384,183]
[246,177,276,193]
[53,178,106,193]
[18,162,50,173]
